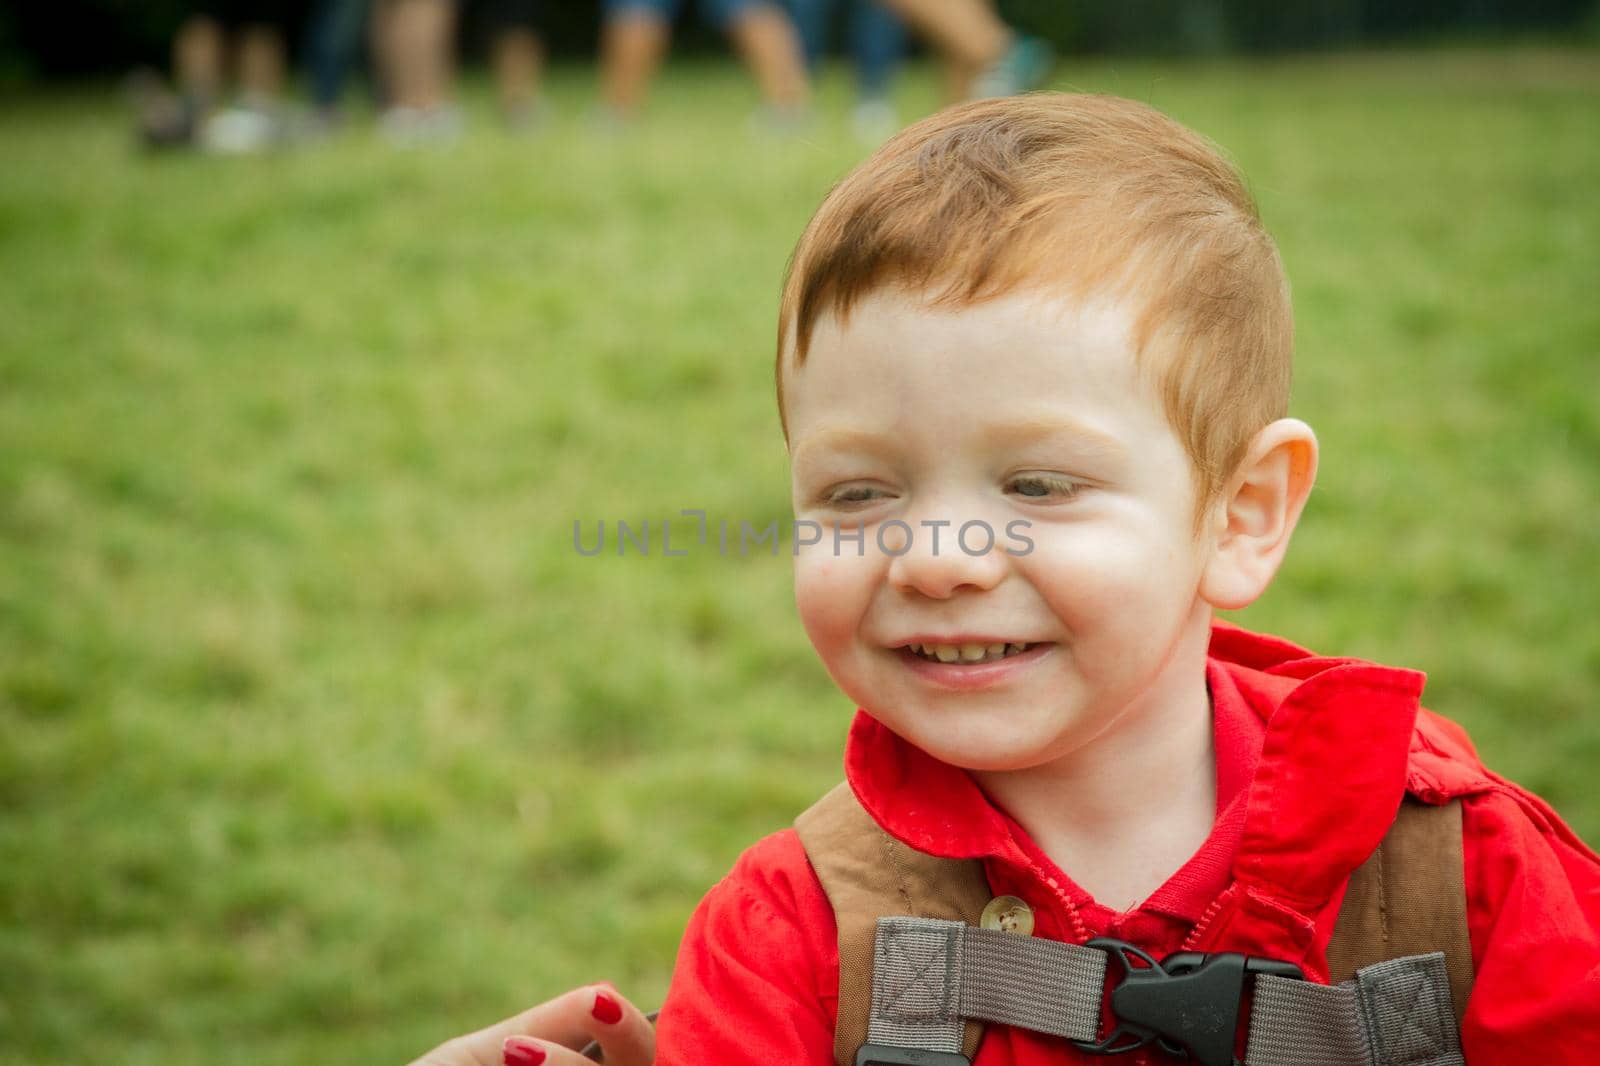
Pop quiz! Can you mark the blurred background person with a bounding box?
[374,0,462,143]
[482,0,546,129]
[131,6,297,152]
[788,0,906,141]
[877,0,1051,102]
[600,0,810,125]
[303,0,372,128]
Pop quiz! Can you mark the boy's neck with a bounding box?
[970,617,1218,913]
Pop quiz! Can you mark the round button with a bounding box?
[979,895,1035,936]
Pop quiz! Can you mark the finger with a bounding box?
[577,986,656,1066]
[502,1035,584,1066]
[503,1034,651,1066]
[408,1035,496,1066]
[469,985,603,1054]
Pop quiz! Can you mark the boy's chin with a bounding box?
[894,723,1082,775]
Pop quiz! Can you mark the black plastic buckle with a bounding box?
[855,1046,970,1066]
[1070,938,1303,1066]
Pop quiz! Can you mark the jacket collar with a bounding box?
[843,620,1432,968]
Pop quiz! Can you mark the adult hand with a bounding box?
[409,983,655,1066]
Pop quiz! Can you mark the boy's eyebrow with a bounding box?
[790,427,899,473]
[982,417,1129,457]
[790,419,1129,475]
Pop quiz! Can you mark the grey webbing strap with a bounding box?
[1246,952,1465,1066]
[863,917,1107,1053]
[865,918,1463,1066]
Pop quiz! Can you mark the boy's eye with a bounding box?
[823,484,891,506]
[1006,473,1082,500]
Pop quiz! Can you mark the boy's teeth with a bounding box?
[914,642,1032,664]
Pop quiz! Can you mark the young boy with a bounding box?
[640,93,1600,1064]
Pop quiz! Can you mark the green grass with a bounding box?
[1,47,1597,1064]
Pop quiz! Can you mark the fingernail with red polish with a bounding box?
[592,989,624,1025]
[503,1035,547,1066]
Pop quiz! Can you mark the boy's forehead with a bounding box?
[780,286,1161,432]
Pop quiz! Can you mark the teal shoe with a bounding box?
[971,35,1056,99]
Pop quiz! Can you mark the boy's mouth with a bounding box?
[902,641,1036,665]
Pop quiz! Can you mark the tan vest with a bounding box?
[794,783,1475,1066]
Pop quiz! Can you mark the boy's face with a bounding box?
[783,289,1220,774]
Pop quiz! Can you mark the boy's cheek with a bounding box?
[793,556,867,648]
[793,558,843,617]
[1030,523,1187,583]
[1024,534,1199,629]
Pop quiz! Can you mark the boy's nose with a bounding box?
[885,517,1009,600]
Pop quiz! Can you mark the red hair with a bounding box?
[777,93,1293,510]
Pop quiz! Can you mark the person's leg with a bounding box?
[131,15,211,148]
[237,23,287,109]
[600,0,675,115]
[488,0,543,123]
[872,0,1006,100]
[717,1,810,112]
[492,26,544,122]
[177,8,292,152]
[305,0,371,115]
[370,0,397,106]
[419,0,459,112]
[850,0,903,101]
[384,0,456,111]
[174,14,226,110]
[786,0,833,72]
[848,0,903,139]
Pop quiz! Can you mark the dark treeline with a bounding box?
[3,0,1594,81]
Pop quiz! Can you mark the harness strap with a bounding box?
[860,917,1464,1066]
[864,918,1106,1054]
[1325,798,1474,1019]
[797,785,1476,1065]
[796,783,991,1066]
[1246,954,1465,1066]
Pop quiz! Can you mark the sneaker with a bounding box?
[200,105,282,154]
[971,35,1055,99]
[503,99,549,133]
[125,69,200,149]
[380,103,464,147]
[850,97,899,144]
[586,104,635,134]
[748,102,814,137]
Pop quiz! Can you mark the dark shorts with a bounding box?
[482,0,539,29]
[603,0,765,31]
[193,1,314,29]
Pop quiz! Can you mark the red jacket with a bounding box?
[654,623,1600,1064]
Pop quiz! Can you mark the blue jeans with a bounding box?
[787,0,904,98]
[304,0,371,109]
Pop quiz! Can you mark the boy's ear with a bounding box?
[1200,419,1319,611]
